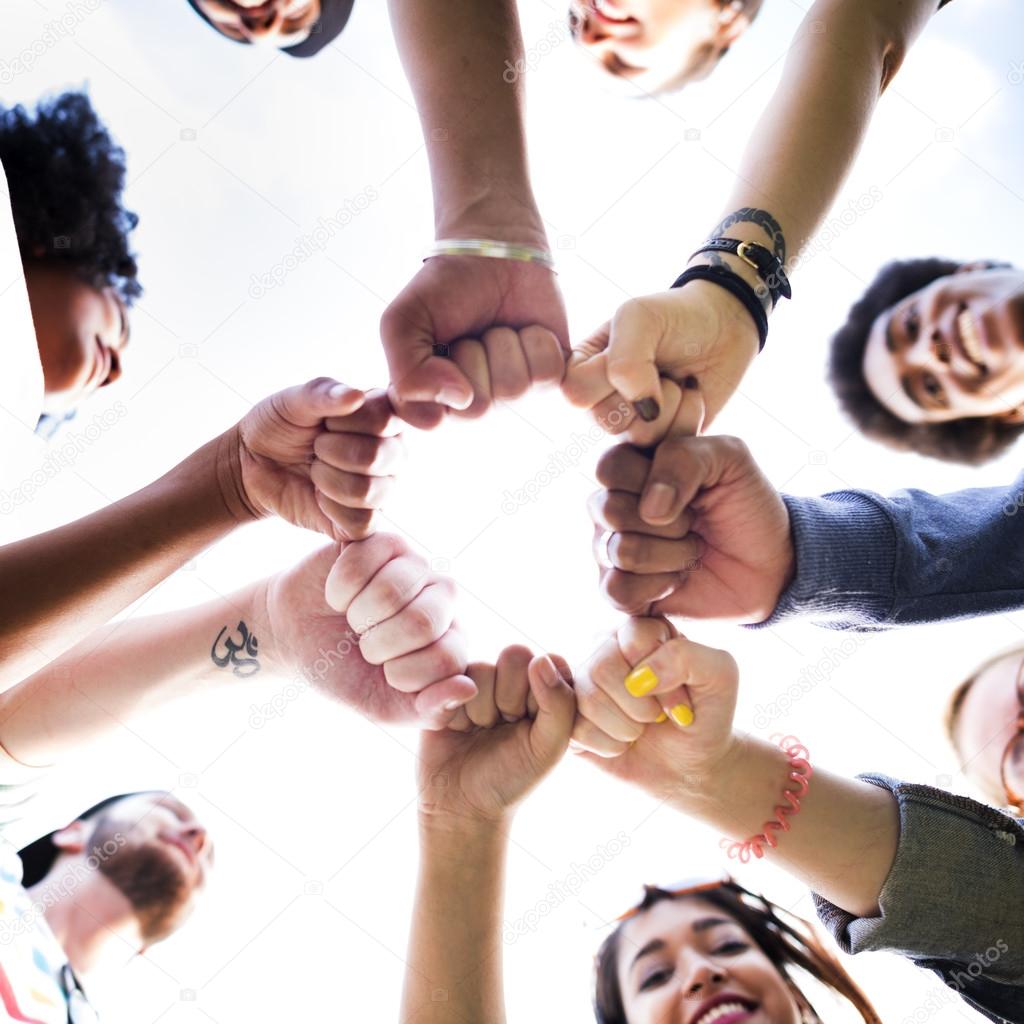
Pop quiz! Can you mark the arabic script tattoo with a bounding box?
[211,620,260,678]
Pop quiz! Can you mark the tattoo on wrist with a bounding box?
[211,620,260,678]
[710,208,787,265]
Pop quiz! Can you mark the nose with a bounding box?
[181,822,210,859]
[237,3,284,39]
[677,953,726,1000]
[101,348,121,387]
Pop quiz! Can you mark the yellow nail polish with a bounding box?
[655,711,668,724]
[625,665,658,698]
[670,704,695,727]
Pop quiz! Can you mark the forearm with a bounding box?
[694,0,935,291]
[0,428,253,689]
[387,0,544,244]
[402,816,510,1024]
[0,577,268,767]
[678,735,900,919]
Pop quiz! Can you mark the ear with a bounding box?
[998,405,1024,425]
[715,0,752,48]
[50,820,91,855]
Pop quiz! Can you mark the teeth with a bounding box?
[958,309,985,365]
[695,1002,748,1024]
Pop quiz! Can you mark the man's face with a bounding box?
[861,267,1024,427]
[569,0,746,93]
[193,0,321,47]
[90,793,214,946]
[953,651,1024,810]
[24,263,129,415]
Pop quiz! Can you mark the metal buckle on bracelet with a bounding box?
[736,241,760,273]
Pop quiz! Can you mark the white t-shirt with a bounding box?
[0,158,43,478]
[0,746,92,1022]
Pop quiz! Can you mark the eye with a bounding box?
[905,305,921,342]
[712,940,750,956]
[920,371,948,407]
[639,967,673,991]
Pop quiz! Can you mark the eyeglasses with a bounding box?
[999,655,1024,811]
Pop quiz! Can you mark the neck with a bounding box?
[30,860,140,975]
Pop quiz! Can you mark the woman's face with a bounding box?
[953,650,1024,809]
[616,897,803,1024]
[193,0,321,47]
[861,267,1024,427]
[569,0,750,93]
[24,263,130,414]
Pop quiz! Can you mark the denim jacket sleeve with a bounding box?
[754,473,1024,630]
[813,774,1024,1024]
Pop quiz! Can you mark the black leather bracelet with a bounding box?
[690,237,792,308]
[670,264,769,352]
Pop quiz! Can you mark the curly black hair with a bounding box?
[828,258,1024,465]
[0,91,140,303]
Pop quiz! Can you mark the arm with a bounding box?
[565,0,941,433]
[382,0,568,427]
[402,653,575,1022]
[0,382,401,690]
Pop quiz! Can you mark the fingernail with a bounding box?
[328,383,350,399]
[633,398,660,423]
[670,703,694,727]
[568,739,587,754]
[655,711,668,724]
[442,699,462,712]
[641,482,677,521]
[625,665,658,698]
[538,656,560,688]
[437,386,471,409]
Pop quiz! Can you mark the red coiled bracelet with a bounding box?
[720,734,813,863]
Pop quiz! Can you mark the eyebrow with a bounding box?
[629,917,735,971]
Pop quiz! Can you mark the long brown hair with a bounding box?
[593,882,879,1024]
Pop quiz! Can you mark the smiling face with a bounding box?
[24,263,130,415]
[569,0,754,93]
[615,897,802,1024]
[861,266,1024,427]
[193,0,321,47]
[91,793,214,946]
[951,650,1024,811]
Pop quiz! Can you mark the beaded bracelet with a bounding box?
[720,734,813,863]
[425,238,556,270]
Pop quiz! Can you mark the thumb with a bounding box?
[605,300,666,423]
[276,378,366,426]
[381,306,474,410]
[638,434,718,525]
[623,635,737,709]
[414,675,479,730]
[526,655,576,766]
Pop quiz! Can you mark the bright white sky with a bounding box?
[3,0,1024,1021]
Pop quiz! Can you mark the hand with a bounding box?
[562,282,760,441]
[323,532,475,727]
[590,436,794,623]
[381,256,568,428]
[232,379,403,541]
[571,616,739,806]
[257,541,473,728]
[417,651,576,828]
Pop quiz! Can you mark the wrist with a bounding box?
[211,425,262,527]
[666,732,753,817]
[417,806,513,845]
[435,187,547,251]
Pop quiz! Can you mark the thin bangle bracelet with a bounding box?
[425,238,556,270]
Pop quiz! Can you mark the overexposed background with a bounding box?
[2,0,1023,1020]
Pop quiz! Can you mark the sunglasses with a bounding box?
[999,654,1024,811]
[615,874,738,923]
